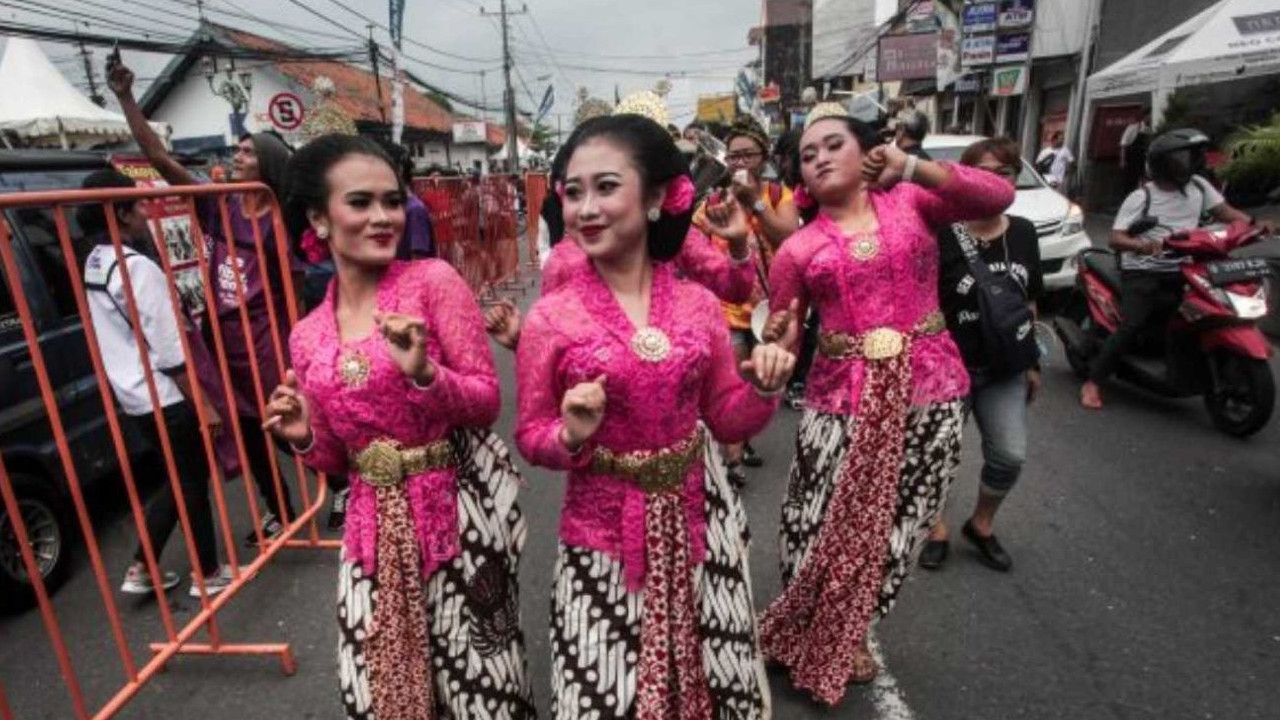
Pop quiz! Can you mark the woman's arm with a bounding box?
[674,225,756,304]
[699,302,779,443]
[406,263,501,427]
[514,304,591,470]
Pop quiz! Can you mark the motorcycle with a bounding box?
[1054,221,1276,437]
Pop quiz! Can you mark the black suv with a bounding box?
[0,149,201,611]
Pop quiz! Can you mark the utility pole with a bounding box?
[368,24,388,126]
[479,70,488,122]
[78,40,103,107]
[482,1,526,173]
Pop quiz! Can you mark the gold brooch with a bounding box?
[629,327,671,363]
[338,349,371,388]
[850,233,879,261]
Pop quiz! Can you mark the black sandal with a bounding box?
[918,539,949,570]
[962,520,1012,572]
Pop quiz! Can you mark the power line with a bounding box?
[0,19,367,60]
[319,0,500,65]
[0,0,191,41]
[510,40,756,61]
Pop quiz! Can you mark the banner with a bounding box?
[998,0,1035,30]
[696,94,737,123]
[962,2,998,34]
[110,156,206,315]
[878,32,939,82]
[936,2,962,89]
[995,32,1031,63]
[961,35,996,66]
[990,65,1029,96]
[389,0,406,48]
[535,84,554,124]
[452,121,487,144]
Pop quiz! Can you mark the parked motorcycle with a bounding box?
[1054,221,1275,437]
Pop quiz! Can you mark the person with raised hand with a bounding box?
[757,102,1015,703]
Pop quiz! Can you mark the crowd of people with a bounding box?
[79,51,1273,720]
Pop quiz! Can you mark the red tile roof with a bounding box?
[219,25,454,134]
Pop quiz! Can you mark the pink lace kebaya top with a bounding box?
[289,260,500,577]
[516,262,778,589]
[540,225,757,303]
[768,164,1015,416]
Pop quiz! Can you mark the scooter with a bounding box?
[1054,221,1276,437]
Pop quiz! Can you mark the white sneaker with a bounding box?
[188,564,234,598]
[120,565,181,594]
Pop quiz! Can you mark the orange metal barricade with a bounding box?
[524,172,549,271]
[0,182,338,720]
[410,175,527,299]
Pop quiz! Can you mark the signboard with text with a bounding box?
[996,32,1031,63]
[961,35,996,66]
[962,2,998,34]
[878,32,939,82]
[452,121,487,144]
[109,156,206,314]
[998,0,1035,30]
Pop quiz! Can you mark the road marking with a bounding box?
[867,632,917,720]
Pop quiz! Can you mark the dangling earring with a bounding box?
[316,226,330,240]
[646,207,661,222]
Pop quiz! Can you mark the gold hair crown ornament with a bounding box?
[804,101,851,130]
[614,90,670,128]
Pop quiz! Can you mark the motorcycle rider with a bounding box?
[1080,129,1265,409]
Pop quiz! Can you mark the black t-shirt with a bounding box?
[937,215,1043,370]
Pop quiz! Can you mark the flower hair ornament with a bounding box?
[300,226,331,264]
[792,184,816,210]
[661,175,695,215]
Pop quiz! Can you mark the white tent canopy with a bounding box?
[1087,0,1280,124]
[0,36,166,149]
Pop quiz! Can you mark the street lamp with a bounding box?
[201,55,251,115]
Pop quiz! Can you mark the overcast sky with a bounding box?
[0,0,799,127]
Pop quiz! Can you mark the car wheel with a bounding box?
[0,473,72,614]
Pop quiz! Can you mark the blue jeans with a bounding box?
[965,370,1029,498]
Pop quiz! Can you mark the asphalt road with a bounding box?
[3,261,1279,720]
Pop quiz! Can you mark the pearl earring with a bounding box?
[646,207,661,222]
[317,226,330,240]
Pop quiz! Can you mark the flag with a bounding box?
[389,0,406,49]
[536,85,554,124]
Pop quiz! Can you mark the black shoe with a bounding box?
[726,463,746,490]
[243,513,284,548]
[918,539,949,570]
[962,520,1012,572]
[741,443,763,468]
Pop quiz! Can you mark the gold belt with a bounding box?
[351,438,455,488]
[590,432,704,495]
[818,310,946,361]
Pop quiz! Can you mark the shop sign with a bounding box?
[990,64,1028,96]
[961,35,996,66]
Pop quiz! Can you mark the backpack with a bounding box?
[951,224,1040,377]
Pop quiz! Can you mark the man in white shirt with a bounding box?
[1035,131,1074,190]
[78,168,230,598]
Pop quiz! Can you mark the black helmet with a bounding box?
[1146,128,1209,187]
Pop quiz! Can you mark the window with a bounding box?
[14,207,81,320]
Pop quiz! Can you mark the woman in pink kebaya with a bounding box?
[261,135,533,720]
[515,114,797,720]
[756,104,1015,704]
